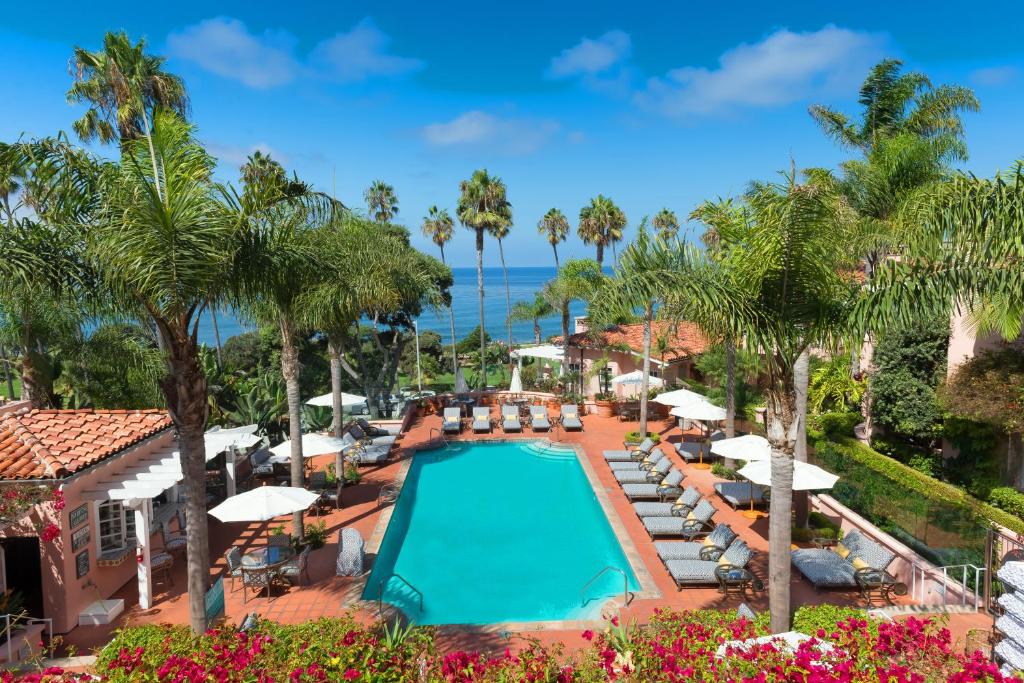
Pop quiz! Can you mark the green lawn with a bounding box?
[397,365,513,392]
[1,376,20,401]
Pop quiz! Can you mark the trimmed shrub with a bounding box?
[813,410,861,438]
[624,431,659,444]
[711,462,738,480]
[989,487,1024,519]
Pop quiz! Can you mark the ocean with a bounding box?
[194,266,588,347]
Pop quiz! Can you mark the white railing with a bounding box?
[911,563,986,610]
[1,613,53,663]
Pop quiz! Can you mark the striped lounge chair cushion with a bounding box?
[656,524,740,561]
[603,450,636,461]
[665,558,718,584]
[615,469,659,484]
[609,453,664,471]
[791,548,857,587]
[622,483,660,499]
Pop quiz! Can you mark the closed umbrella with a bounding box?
[509,365,523,393]
[736,459,839,491]
[454,368,469,394]
[268,433,348,464]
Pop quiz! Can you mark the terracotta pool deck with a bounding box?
[60,407,989,657]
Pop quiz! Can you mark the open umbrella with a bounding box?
[268,433,348,464]
[509,365,523,393]
[611,370,663,387]
[204,425,262,462]
[209,486,321,543]
[668,397,727,469]
[710,435,772,518]
[306,391,367,408]
[736,459,839,491]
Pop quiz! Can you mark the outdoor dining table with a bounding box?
[241,546,295,602]
[451,397,476,417]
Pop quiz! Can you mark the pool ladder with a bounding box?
[377,572,424,617]
[580,566,632,609]
[428,427,450,449]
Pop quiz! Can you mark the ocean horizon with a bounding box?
[194,266,589,348]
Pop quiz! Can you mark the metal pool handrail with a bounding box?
[428,427,449,449]
[580,565,631,608]
[378,572,424,616]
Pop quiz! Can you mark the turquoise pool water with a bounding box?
[362,440,640,625]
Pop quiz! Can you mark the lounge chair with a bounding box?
[615,458,671,484]
[343,440,391,465]
[675,441,704,463]
[655,524,738,562]
[357,418,401,437]
[501,405,522,432]
[442,407,462,434]
[603,437,656,462]
[664,539,755,589]
[709,429,726,442]
[529,406,551,431]
[632,485,701,518]
[643,499,717,539]
[790,530,904,600]
[560,404,583,431]
[622,469,685,501]
[714,481,768,510]
[608,450,666,472]
[349,423,398,447]
[472,407,492,433]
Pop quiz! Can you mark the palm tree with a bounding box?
[488,219,515,357]
[421,206,458,376]
[651,208,680,241]
[538,208,569,268]
[364,180,398,223]
[457,169,511,388]
[578,195,626,267]
[67,30,188,201]
[542,259,604,381]
[510,293,554,345]
[685,170,857,632]
[88,110,229,634]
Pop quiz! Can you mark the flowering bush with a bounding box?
[0,484,62,544]
[3,608,1017,682]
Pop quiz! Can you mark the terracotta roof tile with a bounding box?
[0,409,173,480]
[557,320,710,360]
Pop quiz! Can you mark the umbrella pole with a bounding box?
[742,480,763,520]
[693,426,711,470]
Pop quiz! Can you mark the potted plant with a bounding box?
[624,431,659,447]
[301,521,328,550]
[593,391,616,418]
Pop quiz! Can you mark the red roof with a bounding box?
[0,409,173,480]
[558,320,710,360]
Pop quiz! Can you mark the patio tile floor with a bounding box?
[60,405,982,658]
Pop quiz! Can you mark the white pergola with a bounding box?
[80,444,183,611]
[204,425,261,497]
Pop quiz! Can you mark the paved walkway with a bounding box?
[60,406,984,658]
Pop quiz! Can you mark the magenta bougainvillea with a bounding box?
[0,484,62,544]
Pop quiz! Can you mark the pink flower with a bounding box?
[40,524,60,543]
[581,630,594,641]
[343,668,359,680]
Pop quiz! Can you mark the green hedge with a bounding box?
[989,487,1024,519]
[809,430,1024,537]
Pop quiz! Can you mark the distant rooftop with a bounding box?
[0,409,172,480]
[557,320,709,360]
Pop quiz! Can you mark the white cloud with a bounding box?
[166,17,298,88]
[547,30,631,79]
[312,18,423,82]
[206,141,286,167]
[421,111,561,156]
[166,16,421,88]
[970,65,1018,87]
[634,26,888,117]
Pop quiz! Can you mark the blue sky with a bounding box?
[3,1,1022,266]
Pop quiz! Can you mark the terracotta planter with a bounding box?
[594,400,615,418]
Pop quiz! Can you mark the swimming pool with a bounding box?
[363,440,640,625]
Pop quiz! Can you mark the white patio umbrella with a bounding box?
[306,391,367,408]
[508,365,523,393]
[611,370,663,387]
[454,367,469,394]
[268,433,348,464]
[668,401,727,422]
[736,459,839,491]
[710,434,771,461]
[204,425,262,462]
[209,487,321,543]
[654,387,711,407]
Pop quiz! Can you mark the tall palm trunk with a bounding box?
[725,338,736,438]
[765,373,798,633]
[533,318,541,345]
[560,303,570,378]
[20,343,55,409]
[209,306,223,368]
[497,238,513,360]
[638,304,652,436]
[793,349,810,528]
[328,332,345,438]
[552,244,560,269]
[438,245,458,378]
[475,228,487,388]
[279,317,305,539]
[139,108,163,202]
[595,243,604,268]
[159,336,213,634]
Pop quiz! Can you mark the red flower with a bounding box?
[343,668,359,680]
[40,524,60,543]
[581,630,594,641]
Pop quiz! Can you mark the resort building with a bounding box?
[560,317,708,397]
[0,404,181,634]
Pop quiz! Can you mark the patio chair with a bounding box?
[654,523,738,562]
[501,405,522,433]
[560,404,583,431]
[608,450,667,472]
[357,418,401,436]
[269,533,291,549]
[529,406,551,432]
[632,485,701,518]
[615,458,671,484]
[790,530,905,602]
[675,441,704,463]
[349,423,398,447]
[472,407,492,433]
[225,547,244,591]
[604,437,657,462]
[151,551,173,586]
[241,565,275,603]
[280,546,312,586]
[160,521,187,554]
[663,539,755,589]
[442,407,462,434]
[714,481,768,510]
[643,499,717,539]
[622,469,685,501]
